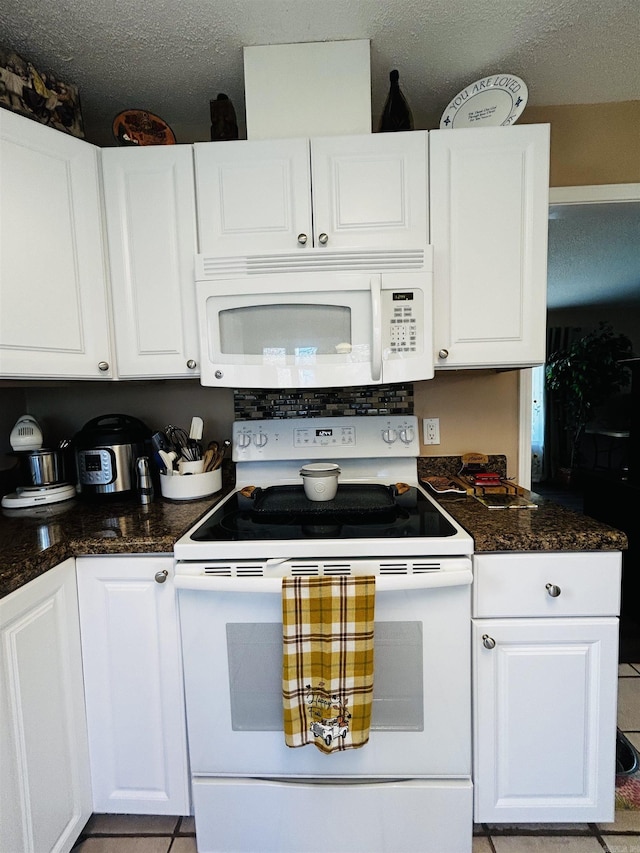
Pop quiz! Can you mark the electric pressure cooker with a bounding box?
[74,414,151,497]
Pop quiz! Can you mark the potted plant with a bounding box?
[545,322,634,481]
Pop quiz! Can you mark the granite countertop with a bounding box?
[0,460,628,599]
[0,490,223,599]
[417,455,628,553]
[433,490,628,552]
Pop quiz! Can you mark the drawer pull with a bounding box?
[482,634,496,650]
[155,570,169,584]
[546,583,562,598]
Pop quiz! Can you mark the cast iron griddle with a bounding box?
[248,484,399,521]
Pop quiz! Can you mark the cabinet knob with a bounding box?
[482,634,496,650]
[546,583,562,598]
[155,570,169,584]
[214,369,224,380]
[186,359,197,370]
[438,349,449,360]
[318,233,329,245]
[98,361,110,372]
[297,233,308,245]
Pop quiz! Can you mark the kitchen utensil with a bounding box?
[202,448,216,472]
[10,415,44,451]
[189,417,204,441]
[159,449,178,475]
[299,462,341,502]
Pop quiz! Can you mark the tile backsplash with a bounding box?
[234,384,414,420]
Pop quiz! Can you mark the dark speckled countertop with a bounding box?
[433,491,628,552]
[416,456,627,552]
[0,490,224,599]
[0,459,628,599]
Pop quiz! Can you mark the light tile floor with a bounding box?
[74,666,640,853]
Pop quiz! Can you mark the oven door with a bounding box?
[177,570,471,778]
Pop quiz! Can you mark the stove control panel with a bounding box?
[294,425,355,448]
[232,416,419,461]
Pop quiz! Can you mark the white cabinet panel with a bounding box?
[0,109,113,378]
[194,137,312,255]
[76,556,190,815]
[102,146,200,378]
[430,124,549,369]
[473,551,622,618]
[194,133,428,255]
[310,132,428,249]
[0,559,91,853]
[473,617,618,823]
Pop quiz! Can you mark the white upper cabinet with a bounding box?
[102,146,200,378]
[430,124,550,369]
[0,110,113,379]
[194,137,312,255]
[194,132,428,255]
[309,133,428,250]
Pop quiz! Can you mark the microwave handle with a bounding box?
[370,275,382,381]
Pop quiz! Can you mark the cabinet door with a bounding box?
[102,146,200,378]
[0,110,113,378]
[194,137,312,254]
[430,124,549,369]
[0,559,91,853]
[76,556,190,815]
[311,132,428,250]
[473,617,618,823]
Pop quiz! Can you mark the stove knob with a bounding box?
[399,427,415,444]
[253,433,268,448]
[236,433,251,449]
[382,428,398,444]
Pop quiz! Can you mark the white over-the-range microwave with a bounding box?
[195,247,433,388]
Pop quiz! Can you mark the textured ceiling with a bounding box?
[1,0,639,145]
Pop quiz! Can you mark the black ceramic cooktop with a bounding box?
[190,484,458,542]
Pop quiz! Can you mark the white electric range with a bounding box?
[174,416,474,853]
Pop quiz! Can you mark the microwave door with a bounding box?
[197,275,382,389]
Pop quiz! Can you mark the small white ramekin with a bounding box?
[299,463,341,502]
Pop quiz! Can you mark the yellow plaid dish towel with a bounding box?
[282,575,375,753]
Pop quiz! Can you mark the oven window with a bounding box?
[226,621,424,732]
[219,304,352,356]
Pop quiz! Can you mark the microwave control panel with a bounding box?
[383,290,422,355]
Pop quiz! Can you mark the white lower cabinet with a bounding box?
[472,552,621,823]
[0,559,92,853]
[76,556,190,815]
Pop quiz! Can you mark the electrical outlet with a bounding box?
[423,417,440,445]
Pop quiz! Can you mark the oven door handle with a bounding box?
[173,570,472,593]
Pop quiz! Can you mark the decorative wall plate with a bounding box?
[440,74,528,129]
[112,109,176,145]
